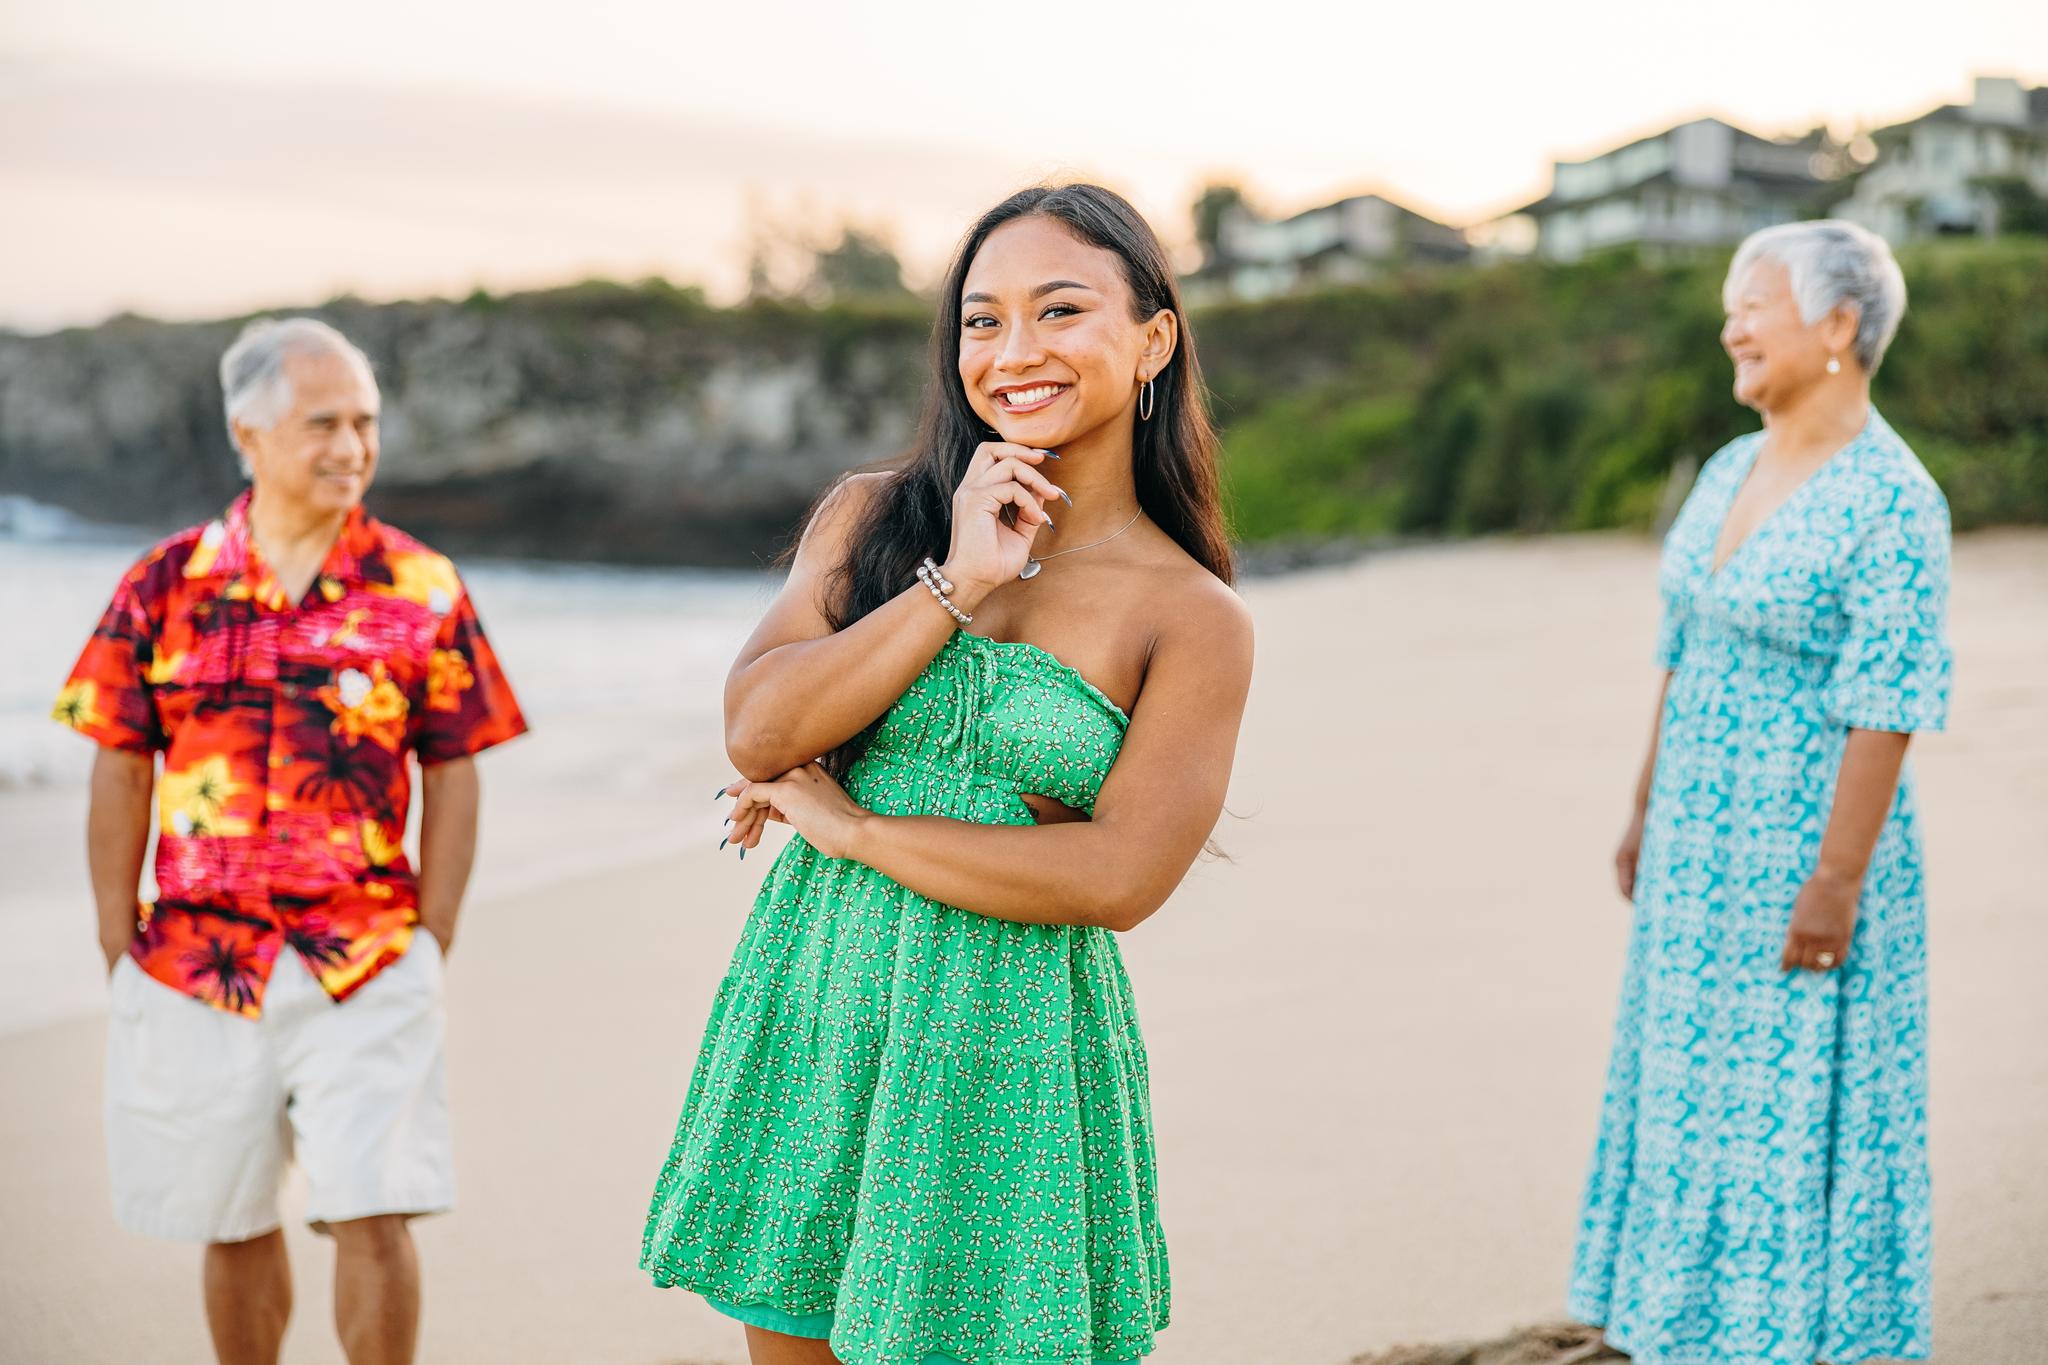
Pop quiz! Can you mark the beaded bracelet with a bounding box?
[915,558,972,625]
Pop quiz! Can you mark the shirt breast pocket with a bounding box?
[174,601,280,688]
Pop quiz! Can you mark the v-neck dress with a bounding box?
[1569,410,1953,1364]
[642,630,1167,1365]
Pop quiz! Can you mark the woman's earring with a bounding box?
[1826,355,1842,375]
[1137,377,1155,422]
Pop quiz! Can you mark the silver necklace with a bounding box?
[1019,509,1142,580]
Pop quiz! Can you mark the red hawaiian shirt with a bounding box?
[54,491,527,1017]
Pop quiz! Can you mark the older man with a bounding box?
[53,317,526,1365]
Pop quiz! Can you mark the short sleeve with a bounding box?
[413,584,528,764]
[1823,478,1953,733]
[53,569,165,753]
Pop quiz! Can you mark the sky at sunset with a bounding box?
[5,0,2046,331]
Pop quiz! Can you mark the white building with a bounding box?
[1833,77,2048,241]
[1196,193,1469,301]
[1509,118,1836,262]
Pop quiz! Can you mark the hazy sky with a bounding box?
[5,0,2046,330]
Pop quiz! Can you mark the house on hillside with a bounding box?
[1188,192,1470,301]
[1832,76,2048,241]
[1506,118,1839,262]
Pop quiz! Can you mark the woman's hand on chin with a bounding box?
[941,440,1066,600]
[721,763,870,862]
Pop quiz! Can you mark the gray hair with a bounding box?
[1724,220,1908,375]
[219,317,376,472]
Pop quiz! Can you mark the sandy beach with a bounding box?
[2,530,2043,1364]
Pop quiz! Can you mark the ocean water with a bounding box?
[0,501,779,1034]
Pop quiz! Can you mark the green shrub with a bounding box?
[1194,240,2048,541]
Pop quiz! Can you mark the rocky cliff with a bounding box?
[11,241,2043,567]
[0,283,931,564]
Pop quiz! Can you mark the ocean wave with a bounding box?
[0,495,151,545]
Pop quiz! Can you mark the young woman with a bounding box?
[640,184,1254,1365]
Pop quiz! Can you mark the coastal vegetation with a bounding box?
[2,241,2041,564]
[1203,238,2048,546]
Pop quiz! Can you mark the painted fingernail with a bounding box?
[1057,489,1074,508]
[723,816,733,827]
[1039,449,1060,459]
[714,787,728,800]
[1044,515,1055,529]
[739,847,747,860]
[718,837,729,851]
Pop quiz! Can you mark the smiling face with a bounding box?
[234,348,381,516]
[1720,258,1858,412]
[957,215,1174,450]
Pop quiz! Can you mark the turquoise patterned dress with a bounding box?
[643,630,1167,1365]
[1570,410,1953,1364]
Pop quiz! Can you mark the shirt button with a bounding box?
[281,683,299,699]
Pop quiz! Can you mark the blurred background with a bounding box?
[3,5,2046,1363]
[6,3,2048,568]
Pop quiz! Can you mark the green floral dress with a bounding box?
[642,630,1168,1365]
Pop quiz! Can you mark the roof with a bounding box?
[1275,191,1462,234]
[1510,167,1829,219]
[1550,116,1827,169]
[1867,83,2048,140]
[1506,116,1831,217]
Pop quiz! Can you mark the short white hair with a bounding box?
[1724,220,1908,375]
[218,317,376,471]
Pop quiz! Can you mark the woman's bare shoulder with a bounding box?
[795,468,899,568]
[818,468,898,530]
[1133,534,1253,663]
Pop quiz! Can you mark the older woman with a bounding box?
[1569,220,1953,1365]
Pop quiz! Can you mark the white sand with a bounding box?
[3,531,2042,1364]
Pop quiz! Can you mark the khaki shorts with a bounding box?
[104,938,453,1243]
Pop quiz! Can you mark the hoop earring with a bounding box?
[1137,377,1155,422]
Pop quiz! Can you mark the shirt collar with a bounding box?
[188,490,388,607]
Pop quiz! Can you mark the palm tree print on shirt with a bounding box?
[280,910,354,972]
[180,936,264,1013]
